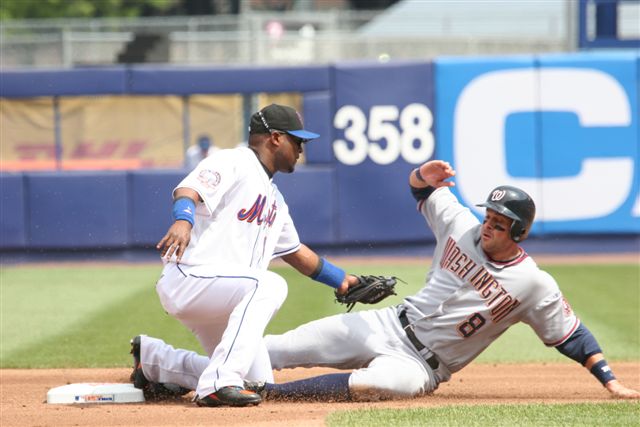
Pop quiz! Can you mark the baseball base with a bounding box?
[46,383,144,404]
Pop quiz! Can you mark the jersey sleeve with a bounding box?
[421,187,479,238]
[272,210,301,258]
[174,150,237,216]
[521,271,580,347]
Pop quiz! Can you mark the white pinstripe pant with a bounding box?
[141,262,288,397]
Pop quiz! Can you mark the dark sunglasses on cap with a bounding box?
[257,111,306,145]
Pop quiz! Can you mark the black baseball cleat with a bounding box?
[196,386,262,407]
[130,335,148,389]
[129,335,190,401]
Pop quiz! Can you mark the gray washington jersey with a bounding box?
[402,188,579,373]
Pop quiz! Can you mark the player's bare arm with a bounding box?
[281,245,357,295]
[555,324,640,400]
[584,353,640,399]
[409,160,456,189]
[156,187,201,262]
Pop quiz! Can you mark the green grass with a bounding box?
[0,265,186,367]
[326,402,640,427]
[0,262,638,368]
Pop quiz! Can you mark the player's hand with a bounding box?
[605,380,640,399]
[336,274,360,296]
[410,160,456,188]
[156,220,193,263]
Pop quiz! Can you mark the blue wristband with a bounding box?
[311,258,345,289]
[173,197,196,226]
[590,359,616,386]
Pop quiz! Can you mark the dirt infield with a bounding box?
[2,362,639,427]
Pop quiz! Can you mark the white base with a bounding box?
[47,383,145,404]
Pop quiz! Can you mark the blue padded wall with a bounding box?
[0,174,27,249]
[128,65,331,95]
[332,61,436,243]
[2,55,638,254]
[302,91,334,164]
[0,67,127,98]
[26,172,129,248]
[435,52,639,235]
[274,166,336,245]
[129,169,187,246]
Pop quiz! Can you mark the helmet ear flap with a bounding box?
[510,220,526,242]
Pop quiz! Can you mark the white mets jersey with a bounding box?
[403,188,579,373]
[168,146,300,269]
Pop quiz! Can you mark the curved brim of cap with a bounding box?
[287,129,320,141]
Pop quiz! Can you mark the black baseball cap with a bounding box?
[249,104,319,141]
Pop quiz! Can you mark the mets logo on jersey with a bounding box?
[490,189,506,201]
[197,169,221,189]
[238,194,277,226]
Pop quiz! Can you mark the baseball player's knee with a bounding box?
[161,296,196,319]
[259,271,288,305]
[160,298,185,318]
[348,360,428,401]
[264,333,290,369]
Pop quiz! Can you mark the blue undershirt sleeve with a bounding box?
[410,185,436,202]
[555,323,602,365]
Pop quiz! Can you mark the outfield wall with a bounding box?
[1,52,638,250]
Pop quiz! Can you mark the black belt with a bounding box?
[399,309,439,370]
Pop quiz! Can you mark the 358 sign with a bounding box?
[332,103,434,165]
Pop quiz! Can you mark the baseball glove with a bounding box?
[335,275,401,312]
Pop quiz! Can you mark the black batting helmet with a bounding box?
[476,185,536,242]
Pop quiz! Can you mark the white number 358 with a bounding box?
[333,103,434,165]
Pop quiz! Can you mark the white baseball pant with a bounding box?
[140,262,287,397]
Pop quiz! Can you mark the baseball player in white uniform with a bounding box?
[232,160,637,401]
[129,104,359,407]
